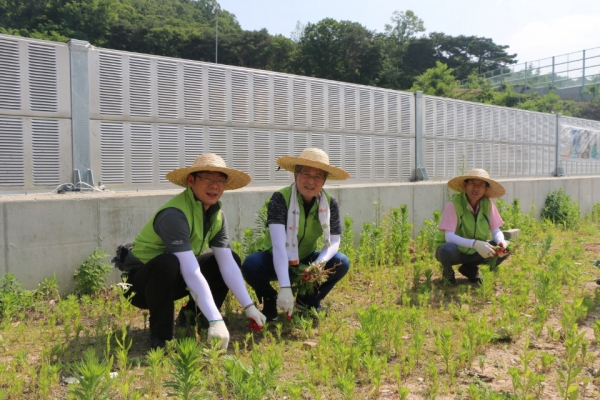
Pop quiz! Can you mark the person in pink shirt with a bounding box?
[434,169,510,285]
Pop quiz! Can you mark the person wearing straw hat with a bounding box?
[434,168,510,285]
[241,148,351,321]
[122,153,266,350]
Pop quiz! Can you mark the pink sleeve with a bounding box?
[489,201,504,230]
[438,202,458,232]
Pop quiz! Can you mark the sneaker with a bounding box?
[149,334,166,350]
[295,298,328,315]
[444,277,458,286]
[262,297,278,321]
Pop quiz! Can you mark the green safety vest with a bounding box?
[132,187,223,264]
[434,192,491,255]
[261,185,332,261]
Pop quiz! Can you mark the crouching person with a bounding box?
[123,154,265,350]
[241,148,350,321]
[435,169,510,285]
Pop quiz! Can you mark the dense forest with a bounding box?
[2,0,599,119]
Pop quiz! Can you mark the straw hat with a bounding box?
[277,148,350,180]
[447,169,505,198]
[165,153,251,190]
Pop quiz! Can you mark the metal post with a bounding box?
[554,113,565,176]
[215,6,219,64]
[68,39,92,186]
[582,50,586,90]
[551,56,555,86]
[414,91,428,180]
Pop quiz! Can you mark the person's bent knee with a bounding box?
[149,253,181,282]
[436,243,459,262]
[330,253,350,277]
[240,251,263,277]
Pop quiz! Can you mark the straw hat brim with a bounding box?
[447,174,505,198]
[166,166,251,190]
[276,156,350,180]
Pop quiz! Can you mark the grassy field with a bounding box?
[1,196,600,399]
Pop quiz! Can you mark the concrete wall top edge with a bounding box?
[1,175,597,203]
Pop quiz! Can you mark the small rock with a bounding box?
[303,341,317,349]
[417,377,424,383]
[62,377,80,384]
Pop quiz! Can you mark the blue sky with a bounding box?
[218,0,600,66]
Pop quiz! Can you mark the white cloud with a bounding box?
[509,14,600,63]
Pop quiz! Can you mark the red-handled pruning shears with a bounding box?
[248,318,263,332]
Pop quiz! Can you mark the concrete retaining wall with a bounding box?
[2,176,599,292]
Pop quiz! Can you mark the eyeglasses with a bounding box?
[196,175,228,185]
[465,180,488,189]
[299,171,325,183]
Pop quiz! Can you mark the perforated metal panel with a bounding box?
[252,73,269,125]
[0,39,21,110]
[422,96,559,180]
[99,53,123,115]
[293,79,308,128]
[274,76,289,126]
[252,130,271,182]
[208,67,226,122]
[0,117,25,186]
[183,64,203,121]
[100,122,125,184]
[311,81,325,129]
[28,44,58,112]
[328,84,341,130]
[129,58,151,117]
[232,71,249,124]
[274,131,291,181]
[231,129,250,174]
[31,119,60,185]
[184,125,204,166]
[130,123,153,183]
[158,124,180,183]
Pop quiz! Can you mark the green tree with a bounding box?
[429,33,517,80]
[410,61,459,96]
[292,18,383,85]
[384,10,425,49]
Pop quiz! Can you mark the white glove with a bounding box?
[277,287,294,317]
[244,304,266,327]
[207,320,229,349]
[473,240,496,258]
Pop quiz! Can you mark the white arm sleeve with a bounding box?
[269,224,291,287]
[174,250,222,321]
[444,231,477,248]
[212,247,253,308]
[315,234,341,263]
[491,228,505,244]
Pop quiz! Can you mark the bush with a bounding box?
[541,189,580,229]
[73,248,112,296]
[592,202,600,223]
[0,274,34,321]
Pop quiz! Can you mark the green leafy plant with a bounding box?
[68,348,113,400]
[417,210,441,256]
[0,274,34,322]
[73,248,111,296]
[541,189,580,229]
[340,214,356,264]
[163,337,206,400]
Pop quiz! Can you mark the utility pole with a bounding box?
[215,5,219,64]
